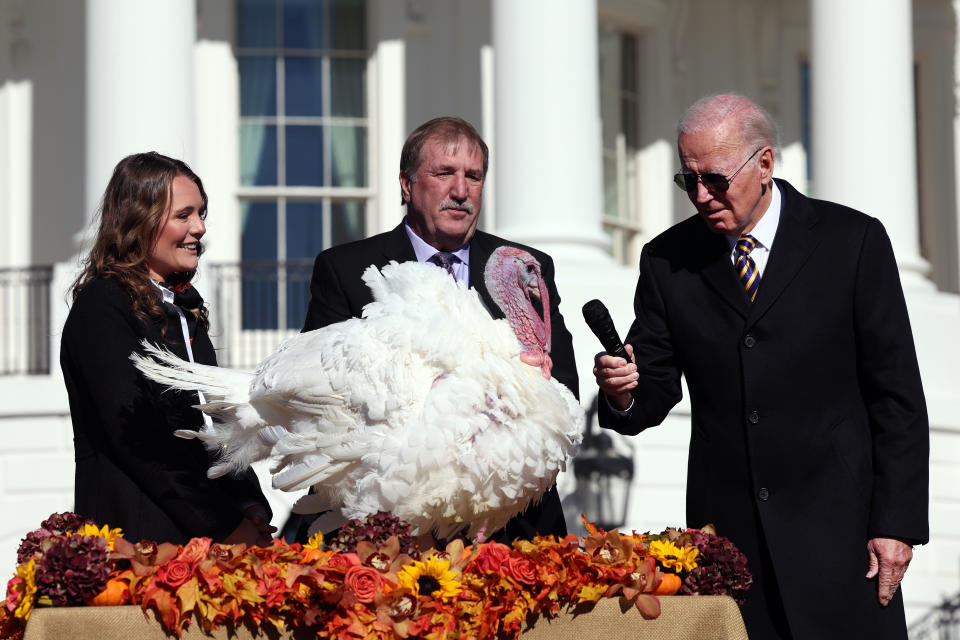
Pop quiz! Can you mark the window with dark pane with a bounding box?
[237,0,368,329]
[240,201,279,330]
[597,26,642,266]
[285,202,324,329]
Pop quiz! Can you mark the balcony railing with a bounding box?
[203,260,316,369]
[0,266,53,375]
[0,261,320,376]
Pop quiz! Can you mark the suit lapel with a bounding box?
[696,224,752,319]
[381,222,419,264]
[748,180,820,324]
[468,232,505,320]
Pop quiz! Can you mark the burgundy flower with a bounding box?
[34,536,109,606]
[680,531,753,604]
[16,529,52,564]
[39,512,93,535]
[326,512,420,558]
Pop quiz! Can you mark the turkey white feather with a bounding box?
[132,248,583,541]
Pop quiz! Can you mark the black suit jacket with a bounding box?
[61,278,271,544]
[302,223,579,542]
[600,180,928,639]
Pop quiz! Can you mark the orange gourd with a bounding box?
[89,578,130,606]
[652,572,682,596]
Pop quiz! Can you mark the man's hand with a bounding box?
[865,537,913,606]
[243,504,278,544]
[593,344,638,411]
[224,517,273,546]
[223,505,278,547]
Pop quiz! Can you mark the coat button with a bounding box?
[748,411,759,424]
[758,487,770,501]
[744,335,756,348]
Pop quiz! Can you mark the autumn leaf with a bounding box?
[633,593,661,619]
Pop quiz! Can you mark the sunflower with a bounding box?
[8,558,38,619]
[305,531,324,549]
[396,555,462,600]
[648,539,699,572]
[68,523,124,552]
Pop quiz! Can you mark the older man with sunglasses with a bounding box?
[594,94,928,639]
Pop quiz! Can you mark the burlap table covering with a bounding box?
[23,596,747,639]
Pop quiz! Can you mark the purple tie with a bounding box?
[432,251,457,278]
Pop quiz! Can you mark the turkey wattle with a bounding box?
[132,246,584,541]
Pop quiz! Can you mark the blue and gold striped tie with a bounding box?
[735,235,761,302]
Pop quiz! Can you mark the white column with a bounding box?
[492,0,609,262]
[811,0,929,285]
[371,0,406,235]
[193,0,240,265]
[0,80,32,268]
[84,0,196,237]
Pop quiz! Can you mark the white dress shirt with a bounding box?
[403,218,471,285]
[153,281,213,432]
[724,180,782,275]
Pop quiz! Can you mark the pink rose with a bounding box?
[5,577,23,611]
[503,556,537,585]
[327,552,361,570]
[345,566,384,603]
[176,538,211,565]
[470,542,510,573]
[156,560,193,588]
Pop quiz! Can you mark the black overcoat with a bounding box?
[61,278,271,544]
[600,179,928,639]
[302,223,580,542]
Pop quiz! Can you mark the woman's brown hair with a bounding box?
[71,152,210,330]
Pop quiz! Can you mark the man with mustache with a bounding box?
[300,116,579,543]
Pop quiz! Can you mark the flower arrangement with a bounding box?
[1,512,751,640]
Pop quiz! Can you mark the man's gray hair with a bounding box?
[678,94,780,161]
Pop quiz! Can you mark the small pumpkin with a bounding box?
[652,571,682,596]
[301,547,326,563]
[89,578,130,606]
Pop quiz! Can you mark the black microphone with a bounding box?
[582,299,640,403]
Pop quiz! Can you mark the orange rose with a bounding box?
[156,560,193,587]
[345,566,384,603]
[503,556,537,585]
[327,552,361,570]
[176,538,211,565]
[470,542,510,573]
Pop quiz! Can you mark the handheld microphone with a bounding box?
[582,299,639,403]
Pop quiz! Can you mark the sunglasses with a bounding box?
[673,147,763,193]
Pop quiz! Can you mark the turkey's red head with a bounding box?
[483,246,552,379]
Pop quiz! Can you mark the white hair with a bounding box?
[678,93,780,163]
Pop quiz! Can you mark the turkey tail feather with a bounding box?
[131,340,253,404]
[131,340,269,477]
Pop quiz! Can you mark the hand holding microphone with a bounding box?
[582,299,639,410]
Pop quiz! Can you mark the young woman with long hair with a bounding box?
[61,152,274,545]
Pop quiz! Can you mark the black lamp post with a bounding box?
[573,395,635,531]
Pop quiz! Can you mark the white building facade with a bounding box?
[0,0,958,630]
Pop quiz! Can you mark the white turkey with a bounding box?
[132,246,583,542]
